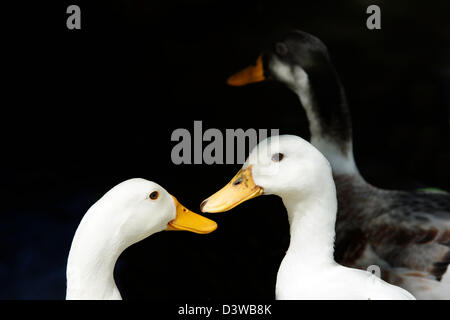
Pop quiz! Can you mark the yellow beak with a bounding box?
[200,166,264,213]
[167,196,217,234]
[226,55,266,86]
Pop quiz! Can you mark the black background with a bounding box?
[1,0,449,299]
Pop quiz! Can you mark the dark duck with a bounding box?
[227,29,450,299]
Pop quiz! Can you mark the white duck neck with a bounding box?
[291,66,359,176]
[281,180,338,266]
[66,207,126,300]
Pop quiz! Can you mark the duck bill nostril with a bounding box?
[232,177,243,186]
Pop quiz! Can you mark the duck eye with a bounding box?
[275,42,288,56]
[272,153,284,162]
[149,191,159,200]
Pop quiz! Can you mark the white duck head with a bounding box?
[85,178,217,241]
[200,135,334,213]
[200,135,338,267]
[66,178,217,300]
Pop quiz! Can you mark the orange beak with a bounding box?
[166,196,217,234]
[226,55,266,86]
[200,166,263,213]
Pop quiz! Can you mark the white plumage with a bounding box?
[203,135,416,299]
[66,178,216,300]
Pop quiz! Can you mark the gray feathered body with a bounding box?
[334,174,450,299]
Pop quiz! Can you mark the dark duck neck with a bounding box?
[293,61,359,176]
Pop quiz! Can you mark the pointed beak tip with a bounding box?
[197,220,218,234]
[200,199,208,213]
[200,198,224,214]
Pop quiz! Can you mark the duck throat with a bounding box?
[66,211,124,300]
[291,65,358,176]
[281,179,338,265]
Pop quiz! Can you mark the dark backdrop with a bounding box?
[1,0,449,299]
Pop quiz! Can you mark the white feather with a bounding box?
[248,136,415,299]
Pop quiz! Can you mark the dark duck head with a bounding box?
[227,29,358,176]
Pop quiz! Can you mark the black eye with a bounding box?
[275,42,288,56]
[149,191,159,200]
[272,153,284,162]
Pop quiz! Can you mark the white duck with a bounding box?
[66,178,217,300]
[201,135,415,299]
